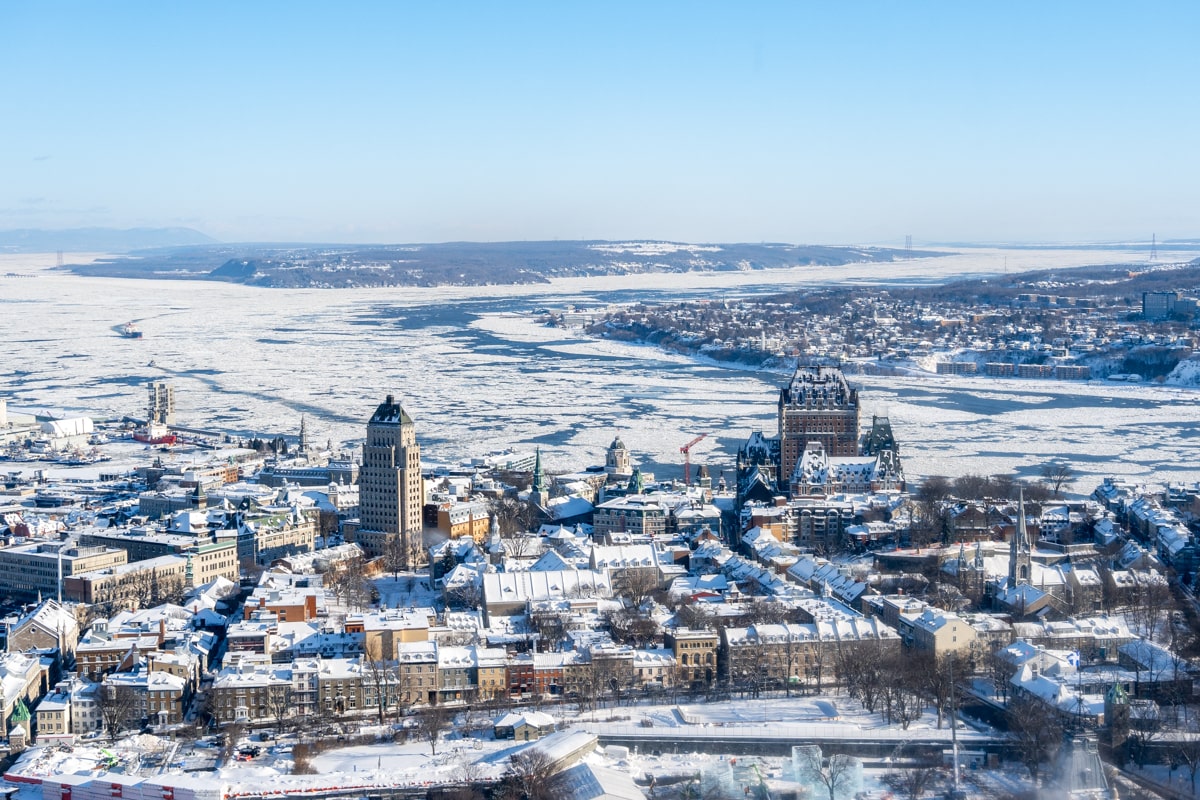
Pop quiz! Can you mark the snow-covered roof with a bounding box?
[556,763,646,800]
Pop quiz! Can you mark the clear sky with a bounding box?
[2,2,1197,245]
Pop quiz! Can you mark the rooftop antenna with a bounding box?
[1150,233,1158,262]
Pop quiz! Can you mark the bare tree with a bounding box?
[150,572,188,606]
[240,557,266,586]
[413,704,454,756]
[125,570,155,611]
[794,747,860,800]
[530,607,570,650]
[1173,736,1200,794]
[326,555,371,610]
[727,637,768,699]
[927,581,969,613]
[884,764,939,800]
[614,568,659,611]
[808,634,830,695]
[604,607,659,649]
[500,531,543,560]
[837,639,890,714]
[362,640,399,724]
[985,648,1014,704]
[490,496,541,536]
[591,655,632,707]
[1130,577,1174,641]
[98,684,142,742]
[445,579,482,610]
[917,651,972,729]
[1007,695,1063,784]
[381,533,409,577]
[267,684,293,735]
[222,722,246,762]
[291,741,319,775]
[1039,462,1075,498]
[741,598,792,626]
[497,748,567,800]
[674,602,714,632]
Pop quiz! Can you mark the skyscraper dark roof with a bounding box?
[370,394,413,425]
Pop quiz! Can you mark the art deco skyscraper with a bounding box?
[357,394,423,565]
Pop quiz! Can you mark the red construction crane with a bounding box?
[680,433,709,486]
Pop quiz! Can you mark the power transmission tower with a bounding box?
[1150,233,1157,262]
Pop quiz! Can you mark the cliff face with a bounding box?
[1166,355,1200,387]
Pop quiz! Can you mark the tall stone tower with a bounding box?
[358,395,423,565]
[778,364,859,481]
[605,436,633,479]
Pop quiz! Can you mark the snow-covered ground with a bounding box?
[3,247,1199,487]
[6,692,1043,799]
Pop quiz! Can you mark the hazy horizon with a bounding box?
[3,3,1198,245]
[2,226,1198,252]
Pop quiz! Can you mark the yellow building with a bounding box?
[437,501,491,543]
[901,609,978,656]
[666,628,719,687]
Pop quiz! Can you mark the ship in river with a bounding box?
[133,421,176,445]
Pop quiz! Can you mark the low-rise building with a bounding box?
[210,657,292,725]
[665,628,718,688]
[723,618,900,693]
[397,641,439,706]
[900,609,977,656]
[0,541,128,602]
[63,555,190,608]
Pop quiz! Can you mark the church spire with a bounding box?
[1009,489,1032,585]
[532,448,547,493]
[627,466,644,495]
[529,448,549,508]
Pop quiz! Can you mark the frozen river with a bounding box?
[3,246,1199,489]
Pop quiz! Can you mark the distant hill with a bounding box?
[0,227,218,253]
[62,240,939,288]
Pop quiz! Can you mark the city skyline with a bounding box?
[3,2,1198,245]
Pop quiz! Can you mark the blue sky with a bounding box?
[2,2,1197,244]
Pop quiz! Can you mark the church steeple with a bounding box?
[1009,489,1032,585]
[529,448,549,508]
[627,466,644,495]
[191,481,207,510]
[532,448,547,493]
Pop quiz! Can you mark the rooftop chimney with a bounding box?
[386,394,394,405]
